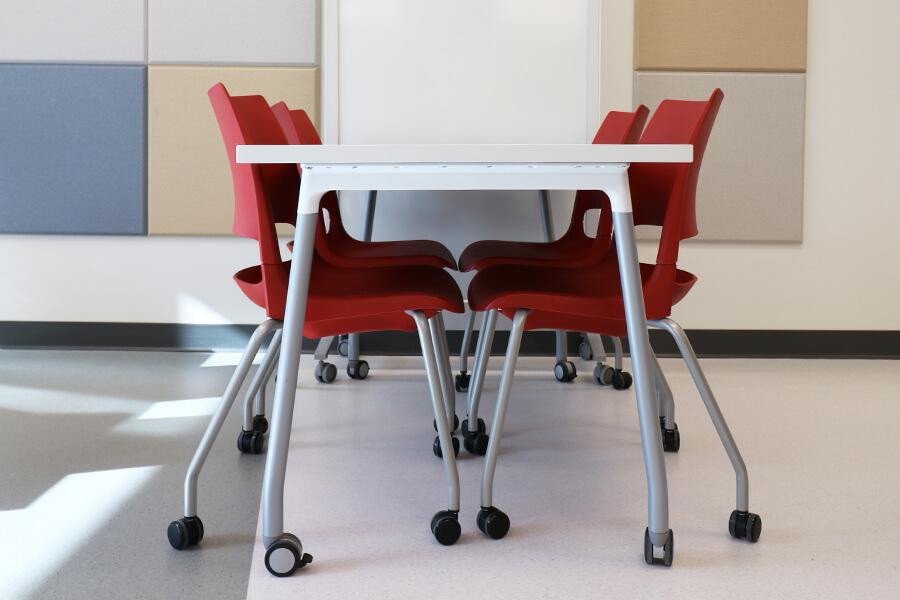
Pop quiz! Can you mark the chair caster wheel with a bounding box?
[455,371,471,392]
[252,414,269,434]
[461,418,485,437]
[265,533,313,577]
[659,418,680,452]
[433,414,460,433]
[611,369,633,390]
[644,528,674,567]
[432,436,460,458]
[347,360,370,380]
[578,339,594,361]
[477,506,510,540]
[463,432,489,455]
[462,418,488,454]
[729,510,762,543]
[593,363,615,386]
[431,510,461,546]
[168,515,204,550]
[314,361,337,383]
[337,335,349,357]
[237,430,265,454]
[554,360,577,382]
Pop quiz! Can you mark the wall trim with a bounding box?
[0,322,897,358]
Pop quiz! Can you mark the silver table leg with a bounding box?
[539,190,570,368]
[611,194,671,552]
[346,190,378,364]
[262,193,321,549]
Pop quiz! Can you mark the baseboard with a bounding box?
[0,321,897,358]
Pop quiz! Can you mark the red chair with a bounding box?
[467,89,761,565]
[455,106,649,455]
[168,84,466,569]
[269,102,458,386]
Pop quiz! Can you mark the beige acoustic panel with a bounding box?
[149,66,318,235]
[634,71,804,242]
[635,0,807,72]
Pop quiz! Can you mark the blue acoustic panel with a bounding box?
[0,64,146,234]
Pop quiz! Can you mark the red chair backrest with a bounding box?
[631,89,724,265]
[562,105,650,257]
[208,83,298,266]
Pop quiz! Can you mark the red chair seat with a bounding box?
[235,256,464,335]
[287,235,456,270]
[468,258,696,337]
[458,236,586,272]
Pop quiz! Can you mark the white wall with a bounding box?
[611,0,900,330]
[1,0,898,331]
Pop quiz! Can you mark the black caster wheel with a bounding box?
[337,335,349,357]
[462,417,489,455]
[644,528,674,567]
[593,363,615,386]
[461,418,485,438]
[455,371,471,392]
[432,435,460,458]
[433,414,460,433]
[729,510,762,543]
[430,510,461,546]
[252,414,269,435]
[314,361,337,384]
[346,359,370,380]
[578,339,594,361]
[167,515,204,550]
[554,360,577,383]
[264,533,313,577]
[463,432,489,455]
[237,430,265,454]
[477,506,510,540]
[661,420,680,452]
[611,369,633,390]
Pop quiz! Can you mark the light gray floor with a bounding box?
[0,349,269,600]
[247,355,900,599]
[3,351,900,599]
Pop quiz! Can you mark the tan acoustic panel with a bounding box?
[634,71,804,242]
[149,66,318,235]
[635,0,807,72]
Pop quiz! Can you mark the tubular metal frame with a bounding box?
[649,318,750,511]
[182,318,282,517]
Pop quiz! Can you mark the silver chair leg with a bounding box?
[458,309,477,375]
[253,344,280,420]
[410,310,463,544]
[466,309,498,432]
[429,314,457,431]
[477,309,529,539]
[650,318,750,512]
[650,350,675,429]
[242,330,283,432]
[181,319,282,518]
[313,336,334,361]
[611,336,624,371]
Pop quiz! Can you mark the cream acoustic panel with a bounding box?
[148,0,318,65]
[0,0,145,63]
[635,0,807,72]
[148,66,318,235]
[634,71,805,242]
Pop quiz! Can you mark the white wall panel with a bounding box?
[148,0,317,64]
[330,0,600,327]
[0,0,144,63]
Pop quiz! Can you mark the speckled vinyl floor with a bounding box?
[2,351,898,599]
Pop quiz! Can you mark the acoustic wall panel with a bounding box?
[634,71,805,242]
[0,1,145,63]
[148,0,318,65]
[148,66,318,235]
[635,0,807,72]
[0,64,147,235]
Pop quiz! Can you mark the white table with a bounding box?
[236,143,693,572]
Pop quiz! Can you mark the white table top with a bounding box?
[236,143,693,166]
